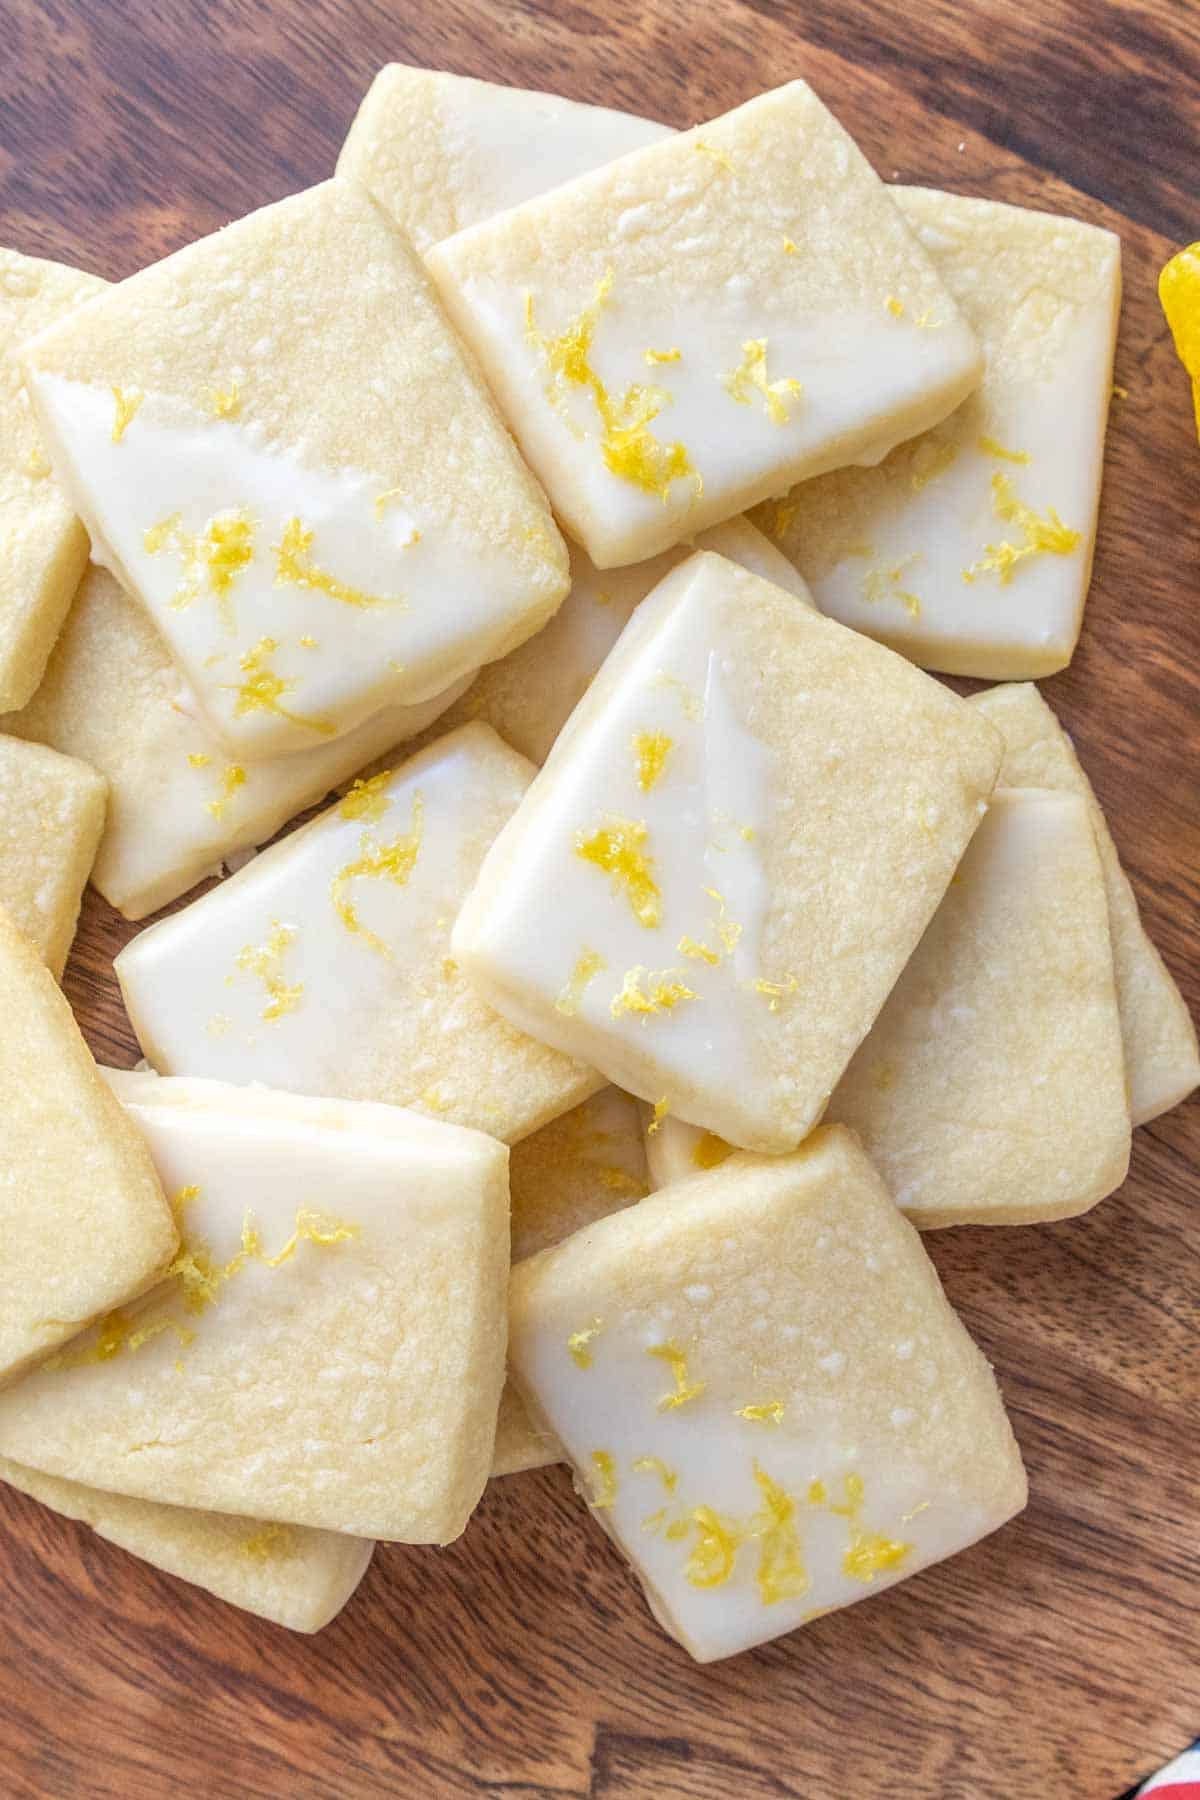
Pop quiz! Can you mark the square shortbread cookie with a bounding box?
[0,907,177,1383]
[20,180,568,758]
[494,1085,649,1477]
[453,551,1003,1153]
[0,247,107,711]
[337,65,670,252]
[0,1457,373,1633]
[759,191,1120,678]
[115,724,601,1142]
[0,733,106,976]
[427,82,982,568]
[0,1073,509,1542]
[2,564,471,920]
[828,789,1131,1226]
[432,515,813,766]
[972,684,1199,1125]
[509,1126,1027,1662]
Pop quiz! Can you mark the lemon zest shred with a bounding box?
[226,637,336,737]
[862,555,922,620]
[567,1319,603,1369]
[750,1463,809,1605]
[145,508,255,629]
[260,1207,360,1268]
[588,1450,618,1509]
[632,730,673,792]
[234,919,302,1021]
[648,1341,705,1411]
[737,1400,785,1425]
[575,815,662,927]
[753,973,798,1012]
[885,294,905,318]
[632,1455,678,1493]
[781,237,798,256]
[610,966,696,1018]
[682,1506,743,1587]
[977,434,1031,464]
[677,935,719,965]
[555,947,607,1016]
[205,763,246,821]
[648,1096,669,1134]
[843,1529,912,1582]
[275,517,403,611]
[208,382,241,420]
[962,473,1081,585]
[694,138,733,174]
[331,793,424,959]
[644,346,681,365]
[111,386,143,443]
[722,338,802,425]
[339,769,394,823]
[187,752,211,769]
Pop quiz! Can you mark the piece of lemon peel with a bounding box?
[1160,242,1200,439]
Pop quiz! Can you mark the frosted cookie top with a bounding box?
[509,1127,1028,1663]
[972,684,1200,1125]
[453,551,1003,1153]
[5,563,472,921]
[438,514,813,766]
[0,246,107,711]
[427,81,982,569]
[115,723,602,1142]
[760,191,1120,678]
[829,789,1131,1228]
[0,1456,374,1634]
[338,66,670,251]
[20,180,568,758]
[0,1072,509,1544]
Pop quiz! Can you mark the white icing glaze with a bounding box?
[28,375,552,757]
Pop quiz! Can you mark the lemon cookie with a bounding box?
[0,247,107,710]
[20,180,568,758]
[115,724,601,1141]
[759,191,1120,678]
[0,1457,372,1633]
[0,734,106,975]
[453,552,1003,1152]
[828,789,1131,1226]
[509,1126,1027,1663]
[0,908,177,1383]
[0,1073,508,1541]
[972,683,1199,1124]
[338,66,670,252]
[427,82,982,568]
[3,564,471,920]
[495,1085,649,1476]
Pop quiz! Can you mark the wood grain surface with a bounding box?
[2,2,1198,1795]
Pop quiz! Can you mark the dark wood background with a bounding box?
[2,2,1198,1794]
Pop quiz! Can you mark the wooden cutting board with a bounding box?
[1,2,1196,1795]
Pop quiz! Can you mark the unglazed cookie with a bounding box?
[0,247,107,710]
[0,908,177,1383]
[453,552,1003,1152]
[427,82,982,568]
[971,683,1200,1125]
[0,1073,508,1542]
[509,1127,1027,1662]
[337,66,670,252]
[431,516,813,765]
[20,180,568,757]
[494,1085,649,1477]
[114,725,602,1142]
[0,1457,373,1633]
[2,564,471,920]
[759,192,1120,678]
[0,733,106,975]
[828,789,1131,1226]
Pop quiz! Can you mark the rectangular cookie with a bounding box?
[453,550,1003,1152]
[0,1073,509,1541]
[0,1457,373,1633]
[760,191,1120,678]
[427,81,982,568]
[971,683,1199,1124]
[0,246,107,710]
[509,1127,1027,1662]
[2,563,472,920]
[0,907,177,1383]
[828,789,1131,1226]
[0,732,106,975]
[20,180,568,758]
[115,723,602,1142]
